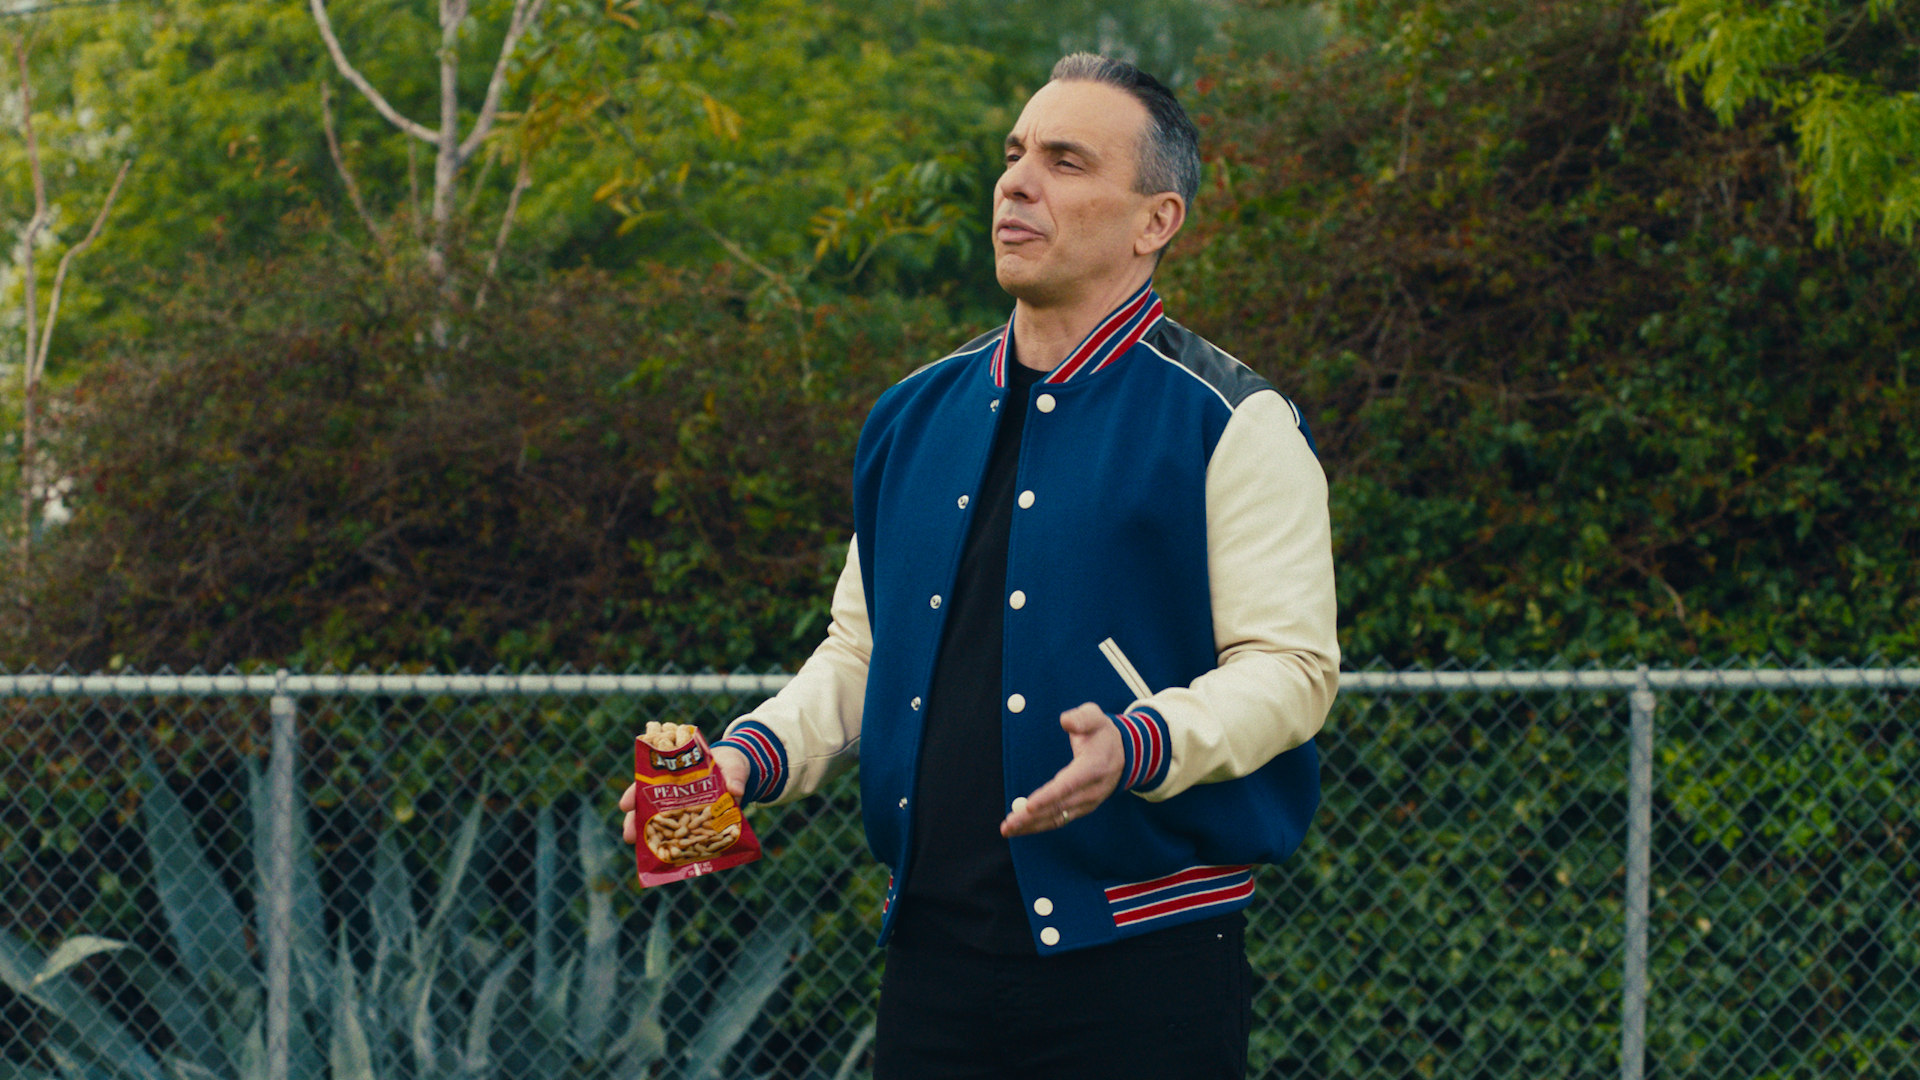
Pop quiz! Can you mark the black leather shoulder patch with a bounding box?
[1142,320,1275,410]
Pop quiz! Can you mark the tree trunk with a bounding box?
[16,38,46,591]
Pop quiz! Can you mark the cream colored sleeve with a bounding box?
[1133,389,1340,801]
[722,537,870,804]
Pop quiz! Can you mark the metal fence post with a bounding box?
[266,670,296,1080]
[1622,665,1655,1080]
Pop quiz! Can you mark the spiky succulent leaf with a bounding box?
[644,915,671,981]
[330,928,377,1080]
[30,938,128,988]
[572,806,621,1058]
[0,1058,57,1080]
[404,960,441,1076]
[459,942,528,1076]
[534,952,576,1044]
[678,912,809,1080]
[368,830,410,1001]
[533,804,557,1002]
[828,1022,877,1080]
[0,931,165,1080]
[109,948,222,1076]
[417,802,484,963]
[139,760,256,1013]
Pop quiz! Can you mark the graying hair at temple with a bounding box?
[1049,52,1202,207]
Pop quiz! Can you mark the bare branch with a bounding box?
[407,140,425,244]
[438,0,462,153]
[427,0,467,291]
[14,34,48,592]
[16,36,48,376]
[462,149,497,217]
[474,154,532,311]
[34,159,131,378]
[701,221,810,376]
[320,80,384,248]
[457,0,548,163]
[308,0,437,145]
[701,222,795,302]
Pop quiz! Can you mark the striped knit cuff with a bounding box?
[1111,708,1171,793]
[713,721,786,805]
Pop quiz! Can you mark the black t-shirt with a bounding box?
[894,358,1045,954]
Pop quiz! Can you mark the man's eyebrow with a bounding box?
[1003,134,1100,161]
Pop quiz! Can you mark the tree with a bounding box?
[1648,0,1920,244]
[310,0,548,311]
[10,35,128,599]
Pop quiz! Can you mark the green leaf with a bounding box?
[115,949,224,1075]
[329,927,376,1080]
[533,803,558,1000]
[0,931,164,1080]
[460,942,528,1075]
[419,801,485,957]
[0,1057,58,1079]
[829,1021,877,1080]
[140,759,256,1010]
[31,937,130,989]
[572,804,620,1056]
[679,910,810,1080]
[369,830,411,997]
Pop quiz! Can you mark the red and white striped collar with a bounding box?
[988,280,1166,388]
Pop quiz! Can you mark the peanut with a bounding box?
[640,721,701,751]
[643,806,739,863]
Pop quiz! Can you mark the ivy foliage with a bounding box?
[1167,0,1920,665]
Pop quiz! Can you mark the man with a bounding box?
[622,53,1338,1078]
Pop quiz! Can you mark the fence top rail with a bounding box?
[1341,668,1920,692]
[1,667,1917,698]
[0,672,794,698]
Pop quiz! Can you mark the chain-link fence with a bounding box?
[4,665,1916,1079]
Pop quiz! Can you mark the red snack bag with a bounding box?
[634,723,762,886]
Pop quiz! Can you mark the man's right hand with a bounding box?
[620,744,750,845]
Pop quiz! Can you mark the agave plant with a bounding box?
[1,758,807,1080]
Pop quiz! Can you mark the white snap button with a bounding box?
[1033,897,1054,916]
[1040,927,1060,946]
[1017,490,1035,509]
[910,697,921,710]
[1008,694,1026,713]
[1010,796,1028,813]
[899,797,908,808]
[990,400,999,411]
[1036,394,1056,413]
[930,595,942,609]
[1008,590,1026,610]
[957,495,969,509]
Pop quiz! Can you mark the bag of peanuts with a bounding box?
[633,722,762,886]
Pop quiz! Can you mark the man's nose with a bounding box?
[998,157,1036,203]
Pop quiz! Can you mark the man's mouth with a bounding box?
[996,219,1044,244]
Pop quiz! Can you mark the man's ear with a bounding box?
[1135,192,1186,258]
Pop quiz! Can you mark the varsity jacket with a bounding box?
[717,280,1339,955]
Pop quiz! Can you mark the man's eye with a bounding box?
[1005,153,1021,165]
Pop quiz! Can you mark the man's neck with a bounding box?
[1009,271,1154,373]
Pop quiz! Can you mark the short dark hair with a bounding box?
[1048,52,1200,208]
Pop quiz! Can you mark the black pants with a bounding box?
[872,912,1253,1080]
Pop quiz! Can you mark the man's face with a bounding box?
[993,79,1156,305]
